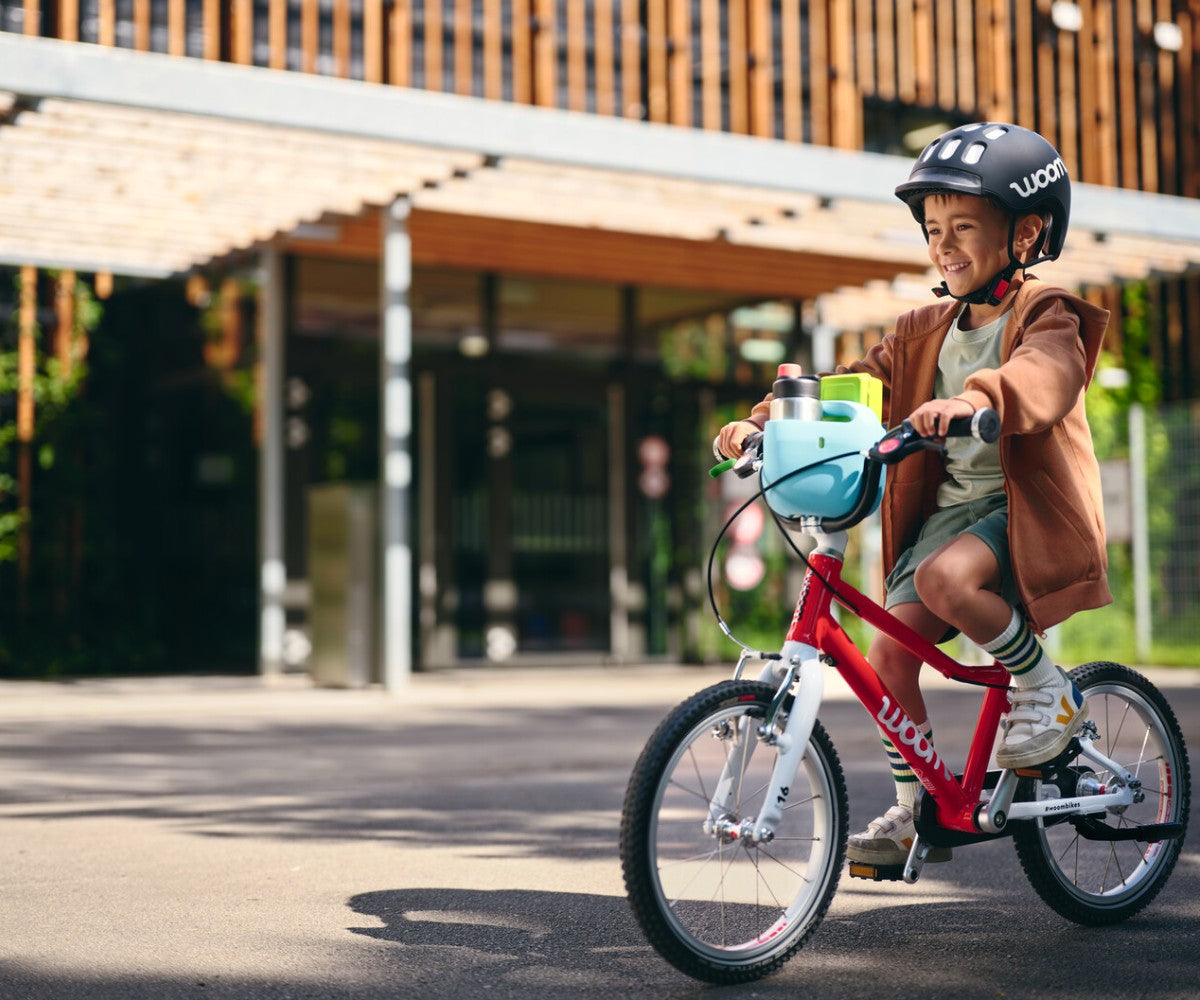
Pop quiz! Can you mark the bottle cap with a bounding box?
[776,363,803,377]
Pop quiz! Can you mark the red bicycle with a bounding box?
[619,405,1189,984]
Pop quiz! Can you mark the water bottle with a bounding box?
[768,363,822,421]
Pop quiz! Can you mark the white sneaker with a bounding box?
[846,804,951,866]
[996,667,1088,770]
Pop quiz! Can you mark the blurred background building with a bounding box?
[1,2,1199,681]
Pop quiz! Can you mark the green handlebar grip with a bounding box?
[709,459,735,477]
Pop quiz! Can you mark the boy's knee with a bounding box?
[914,556,973,619]
[868,633,909,675]
[912,559,949,609]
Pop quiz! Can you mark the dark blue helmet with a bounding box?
[895,122,1070,264]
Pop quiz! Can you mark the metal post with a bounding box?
[811,319,836,374]
[1130,402,1152,662]
[381,197,413,689]
[258,247,286,678]
[608,382,629,662]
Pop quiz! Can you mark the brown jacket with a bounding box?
[749,278,1113,631]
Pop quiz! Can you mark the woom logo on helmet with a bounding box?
[1008,156,1068,199]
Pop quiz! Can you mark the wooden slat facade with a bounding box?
[3,0,1200,393]
[5,1,1193,197]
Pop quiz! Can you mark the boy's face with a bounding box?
[922,193,1016,299]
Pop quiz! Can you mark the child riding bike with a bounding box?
[716,122,1112,868]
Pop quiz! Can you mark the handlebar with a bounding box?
[710,407,1001,531]
[868,408,1000,462]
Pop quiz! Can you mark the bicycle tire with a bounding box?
[1012,661,1190,925]
[620,680,847,984]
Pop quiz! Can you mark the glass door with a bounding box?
[447,363,611,661]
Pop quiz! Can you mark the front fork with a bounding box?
[706,641,824,845]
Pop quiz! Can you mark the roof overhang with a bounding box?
[3,34,1200,323]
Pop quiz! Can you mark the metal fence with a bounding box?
[1054,399,1200,667]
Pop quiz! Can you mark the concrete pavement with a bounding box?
[1,663,1197,998]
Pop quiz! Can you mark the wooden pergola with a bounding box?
[4,34,1200,686]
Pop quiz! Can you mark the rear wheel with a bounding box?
[620,680,847,984]
[1012,661,1190,924]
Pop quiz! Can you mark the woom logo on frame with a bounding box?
[875,695,955,785]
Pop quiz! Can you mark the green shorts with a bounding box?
[884,492,1019,613]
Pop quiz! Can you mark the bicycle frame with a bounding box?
[734,524,1140,843]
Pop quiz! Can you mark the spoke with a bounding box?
[1132,725,1152,782]
[666,773,716,806]
[1108,698,1132,755]
[757,845,816,885]
[688,743,710,807]
[658,847,723,870]
[782,792,822,811]
[745,777,772,802]
[1101,839,1132,892]
[1053,829,1081,881]
[751,849,794,912]
[662,850,721,905]
[713,841,744,945]
[731,716,758,814]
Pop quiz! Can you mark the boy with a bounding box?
[716,123,1112,866]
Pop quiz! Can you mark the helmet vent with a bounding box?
[920,142,938,162]
[962,142,986,165]
[984,125,1008,140]
[937,138,961,159]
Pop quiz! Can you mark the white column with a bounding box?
[608,382,629,662]
[380,197,413,689]
[258,246,286,678]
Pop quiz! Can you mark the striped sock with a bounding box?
[982,608,1060,689]
[881,720,933,810]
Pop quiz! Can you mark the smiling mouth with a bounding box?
[943,262,970,274]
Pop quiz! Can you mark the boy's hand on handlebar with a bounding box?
[906,398,975,439]
[715,420,761,460]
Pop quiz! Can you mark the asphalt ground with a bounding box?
[1,663,1197,999]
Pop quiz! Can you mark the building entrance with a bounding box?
[438,362,612,662]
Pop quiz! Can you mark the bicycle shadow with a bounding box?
[347,887,1200,998]
[347,887,697,996]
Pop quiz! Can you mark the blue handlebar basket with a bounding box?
[761,400,886,520]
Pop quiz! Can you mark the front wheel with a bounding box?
[1012,661,1191,925]
[619,680,847,984]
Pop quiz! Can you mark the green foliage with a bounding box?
[0,271,95,565]
[660,316,729,383]
[2,273,260,678]
[1059,282,1193,667]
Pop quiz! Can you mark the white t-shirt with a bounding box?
[935,307,1009,507]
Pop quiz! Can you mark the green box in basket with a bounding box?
[819,373,883,421]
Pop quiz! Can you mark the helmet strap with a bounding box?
[931,216,1022,307]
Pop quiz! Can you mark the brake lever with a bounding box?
[868,421,945,464]
[732,432,763,478]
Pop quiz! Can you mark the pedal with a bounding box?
[846,860,906,882]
